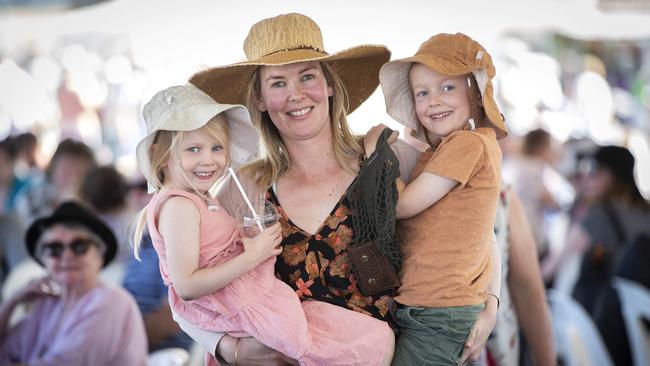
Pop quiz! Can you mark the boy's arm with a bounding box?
[160,197,281,301]
[395,171,457,219]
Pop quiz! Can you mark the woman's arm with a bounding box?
[459,234,501,365]
[159,196,282,300]
[507,191,556,365]
[174,313,292,365]
[0,276,56,341]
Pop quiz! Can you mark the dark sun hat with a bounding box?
[26,201,118,267]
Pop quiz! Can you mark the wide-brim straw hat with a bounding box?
[136,83,259,193]
[26,201,118,268]
[380,32,508,142]
[189,13,390,114]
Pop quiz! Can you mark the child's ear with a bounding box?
[327,84,334,97]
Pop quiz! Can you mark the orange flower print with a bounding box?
[295,278,314,299]
[326,225,353,254]
[327,286,344,297]
[281,238,309,266]
[348,292,373,309]
[373,295,391,317]
[305,252,320,281]
[329,254,350,278]
[324,206,350,229]
[277,209,300,237]
[288,270,303,283]
[305,251,329,282]
[347,303,373,317]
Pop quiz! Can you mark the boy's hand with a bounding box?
[242,222,283,265]
[363,124,398,157]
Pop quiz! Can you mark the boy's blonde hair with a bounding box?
[131,117,230,259]
[240,62,363,189]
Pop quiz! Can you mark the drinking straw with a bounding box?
[228,167,264,231]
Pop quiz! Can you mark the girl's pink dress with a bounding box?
[147,189,392,366]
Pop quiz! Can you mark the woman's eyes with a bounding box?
[269,74,315,88]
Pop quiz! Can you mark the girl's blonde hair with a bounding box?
[240,62,363,190]
[131,116,230,259]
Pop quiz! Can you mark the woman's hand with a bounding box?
[458,296,498,365]
[364,124,398,157]
[218,335,296,365]
[10,276,60,304]
[242,222,283,265]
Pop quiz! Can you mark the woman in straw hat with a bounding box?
[181,14,492,365]
[132,83,395,366]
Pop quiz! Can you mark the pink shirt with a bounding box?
[0,283,147,366]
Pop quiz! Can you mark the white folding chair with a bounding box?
[147,347,190,366]
[612,277,650,366]
[548,289,613,366]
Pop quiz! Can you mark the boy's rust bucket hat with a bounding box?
[380,32,508,142]
[189,13,390,114]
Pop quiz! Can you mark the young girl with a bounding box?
[366,33,507,365]
[132,84,394,366]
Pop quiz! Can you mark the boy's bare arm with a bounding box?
[396,171,457,219]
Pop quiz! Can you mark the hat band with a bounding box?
[262,45,328,58]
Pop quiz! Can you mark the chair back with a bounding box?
[548,289,613,366]
[612,277,650,366]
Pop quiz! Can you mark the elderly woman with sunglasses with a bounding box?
[0,201,147,366]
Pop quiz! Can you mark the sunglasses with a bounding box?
[41,238,96,258]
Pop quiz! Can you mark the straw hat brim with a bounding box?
[189,45,391,114]
[136,103,259,194]
[380,55,507,143]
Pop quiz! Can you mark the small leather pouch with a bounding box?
[348,241,399,296]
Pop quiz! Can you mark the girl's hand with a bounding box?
[241,222,283,265]
[364,124,398,157]
[11,276,60,305]
[458,296,498,365]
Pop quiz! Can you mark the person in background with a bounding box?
[14,138,97,226]
[548,145,650,315]
[574,146,650,310]
[123,234,194,352]
[13,132,42,185]
[506,128,561,260]
[0,201,147,365]
[0,137,27,214]
[79,165,134,264]
[486,186,556,366]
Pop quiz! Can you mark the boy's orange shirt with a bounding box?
[395,127,501,308]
